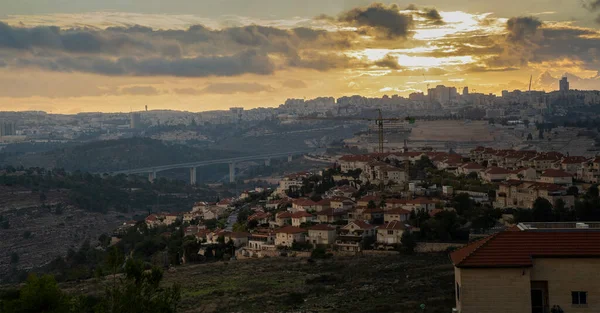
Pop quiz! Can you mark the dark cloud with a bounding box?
[583,0,600,23]
[14,50,275,77]
[506,16,543,43]
[201,82,274,94]
[281,79,307,89]
[418,8,445,25]
[120,86,160,95]
[373,54,402,69]
[172,88,202,95]
[337,3,414,39]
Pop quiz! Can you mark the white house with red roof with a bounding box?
[456,163,485,176]
[291,198,317,212]
[402,197,438,212]
[291,211,315,227]
[556,156,587,173]
[274,226,307,247]
[507,168,537,181]
[275,211,293,226]
[539,169,573,185]
[216,198,233,209]
[480,167,511,182]
[376,221,412,247]
[248,212,272,225]
[384,208,411,224]
[307,224,337,246]
[316,208,347,223]
[329,197,355,210]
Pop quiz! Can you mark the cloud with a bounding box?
[583,0,600,23]
[373,54,402,69]
[13,49,275,77]
[201,82,274,94]
[120,86,160,95]
[336,3,414,39]
[172,88,202,95]
[505,16,543,43]
[417,8,445,25]
[281,79,307,89]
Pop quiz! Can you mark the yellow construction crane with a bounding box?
[296,109,415,153]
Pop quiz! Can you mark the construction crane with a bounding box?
[295,109,415,153]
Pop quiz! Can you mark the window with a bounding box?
[387,230,394,235]
[572,291,587,305]
[456,283,460,301]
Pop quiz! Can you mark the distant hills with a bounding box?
[0,138,242,173]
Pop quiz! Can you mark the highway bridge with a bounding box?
[109,150,313,184]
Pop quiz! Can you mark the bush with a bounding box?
[310,247,333,259]
[23,231,32,239]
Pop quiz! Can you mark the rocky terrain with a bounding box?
[0,187,127,282]
[63,253,455,313]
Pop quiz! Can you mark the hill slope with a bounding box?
[1,138,242,172]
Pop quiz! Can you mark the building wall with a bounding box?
[308,230,336,245]
[457,267,531,313]
[531,258,600,313]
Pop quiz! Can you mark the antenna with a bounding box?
[528,75,532,92]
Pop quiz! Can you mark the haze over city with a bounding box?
[2,0,600,113]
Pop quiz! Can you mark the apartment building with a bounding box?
[494,180,575,209]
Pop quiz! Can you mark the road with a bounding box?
[225,207,239,232]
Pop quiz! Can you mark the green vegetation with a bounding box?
[0,258,180,313]
[0,138,241,173]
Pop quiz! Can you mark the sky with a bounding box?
[1,0,600,113]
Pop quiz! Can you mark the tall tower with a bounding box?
[559,77,569,92]
[462,86,469,96]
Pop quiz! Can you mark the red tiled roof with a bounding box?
[385,208,411,215]
[358,195,380,203]
[380,220,409,230]
[248,212,271,221]
[348,220,375,230]
[541,169,573,178]
[429,208,444,217]
[316,208,347,216]
[385,198,408,204]
[276,211,293,218]
[276,226,307,234]
[461,162,484,170]
[291,211,314,218]
[145,214,158,222]
[228,232,251,238]
[451,231,600,268]
[316,199,331,206]
[293,198,317,206]
[308,224,336,231]
[485,167,511,175]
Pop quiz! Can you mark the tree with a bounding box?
[532,198,554,222]
[553,199,571,222]
[527,133,533,140]
[587,185,599,199]
[10,252,19,264]
[453,193,473,216]
[367,200,377,209]
[95,258,181,313]
[3,274,70,313]
[567,186,579,197]
[400,231,417,254]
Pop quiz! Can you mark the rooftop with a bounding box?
[451,231,600,268]
[276,226,307,234]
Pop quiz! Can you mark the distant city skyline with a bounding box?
[1,1,600,113]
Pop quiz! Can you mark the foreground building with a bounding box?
[450,228,600,313]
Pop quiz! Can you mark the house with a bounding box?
[248,212,271,225]
[333,185,358,198]
[376,221,411,246]
[183,211,201,223]
[163,213,180,225]
[316,208,347,223]
[275,211,293,226]
[384,208,411,224]
[274,226,306,247]
[277,175,304,194]
[329,197,355,210]
[195,229,211,242]
[359,207,384,223]
[507,167,537,181]
[291,211,315,227]
[531,154,561,171]
[307,224,337,246]
[539,169,573,185]
[336,220,377,252]
[450,230,600,313]
[266,198,291,210]
[403,197,438,212]
[385,198,407,210]
[338,154,372,172]
[558,156,587,174]
[314,199,331,212]
[216,198,233,209]
[145,214,163,228]
[480,167,511,182]
[357,195,382,207]
[225,232,250,248]
[494,180,575,209]
[456,163,485,176]
[184,225,206,237]
[191,201,209,213]
[202,207,222,220]
[247,231,276,250]
[291,198,317,212]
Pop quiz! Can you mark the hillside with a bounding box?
[61,253,455,313]
[0,138,242,173]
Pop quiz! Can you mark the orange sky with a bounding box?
[1,2,600,113]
